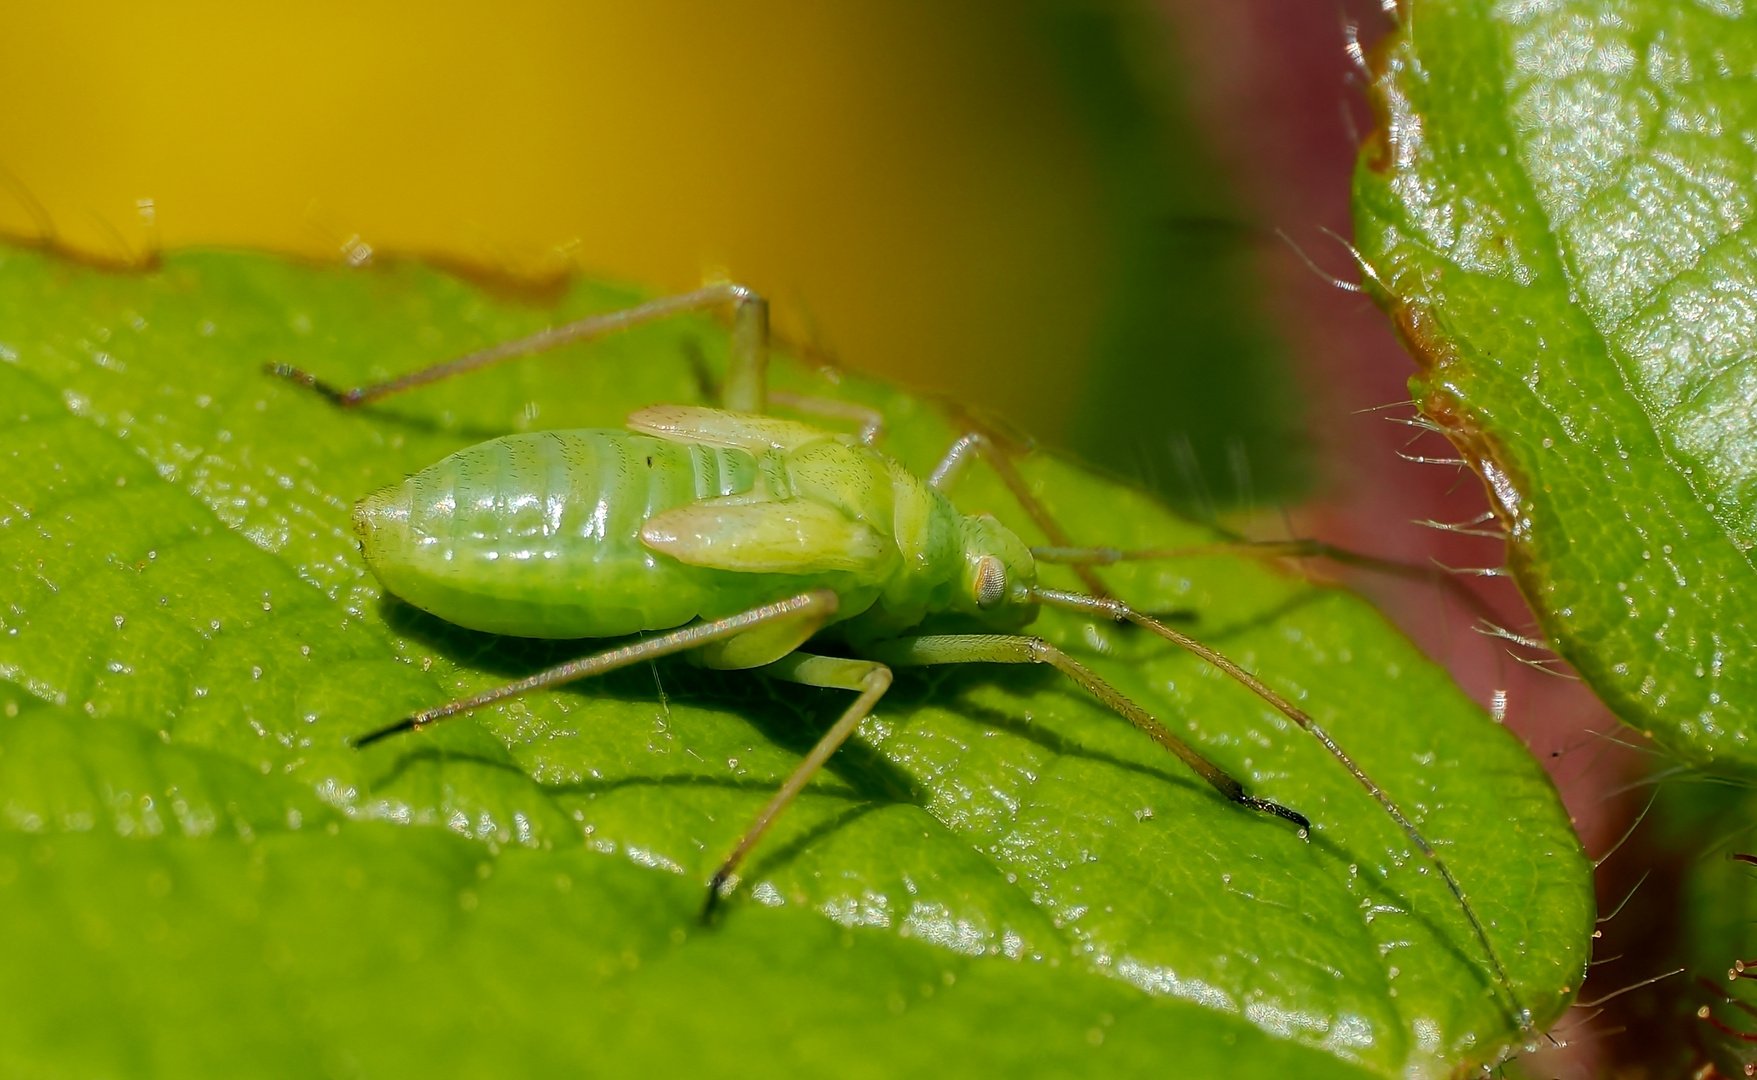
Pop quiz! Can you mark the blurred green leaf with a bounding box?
[1035,0,1305,509]
[1616,779,1756,1078]
[1353,0,1757,774]
[0,247,1587,1076]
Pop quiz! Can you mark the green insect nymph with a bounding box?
[271,281,1531,1035]
[353,405,1038,659]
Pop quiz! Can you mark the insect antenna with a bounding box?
[1025,583,1537,1039]
[1030,537,1519,639]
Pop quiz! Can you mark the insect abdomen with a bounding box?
[354,430,768,638]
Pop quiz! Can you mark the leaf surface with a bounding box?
[1353,0,1757,773]
[0,247,1590,1076]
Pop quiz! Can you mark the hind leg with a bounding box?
[351,589,839,747]
[269,281,773,411]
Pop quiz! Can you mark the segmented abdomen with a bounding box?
[355,430,767,638]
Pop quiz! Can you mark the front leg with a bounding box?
[929,427,1111,598]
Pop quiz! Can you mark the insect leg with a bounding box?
[927,428,1111,598]
[705,653,893,913]
[765,392,886,444]
[858,634,1307,830]
[1024,585,1534,1037]
[352,589,838,747]
[267,282,771,411]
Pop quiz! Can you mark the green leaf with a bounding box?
[1352,0,1757,774]
[0,247,1588,1076]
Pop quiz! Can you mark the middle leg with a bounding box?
[705,653,894,913]
[704,632,1305,913]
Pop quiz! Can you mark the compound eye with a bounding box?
[974,555,1007,609]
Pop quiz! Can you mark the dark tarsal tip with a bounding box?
[352,717,419,749]
[1242,795,1310,833]
[264,361,355,407]
[700,872,732,925]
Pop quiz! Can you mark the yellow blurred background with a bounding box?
[0,0,1296,500]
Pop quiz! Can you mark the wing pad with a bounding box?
[629,405,830,454]
[640,498,891,576]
